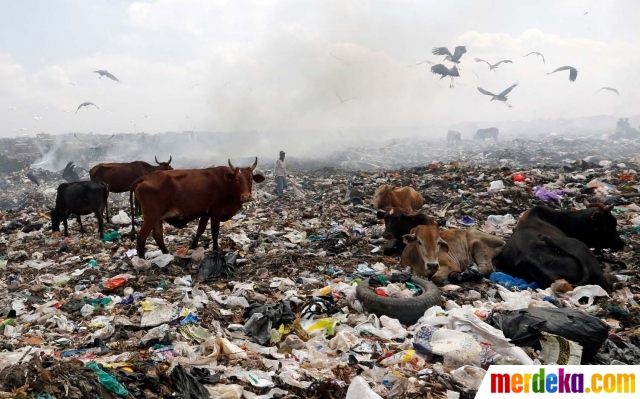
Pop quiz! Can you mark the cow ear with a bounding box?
[224,172,235,181]
[402,234,416,244]
[438,240,449,253]
[252,174,265,183]
[591,211,602,221]
[376,210,386,220]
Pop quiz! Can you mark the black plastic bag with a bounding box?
[448,264,483,283]
[243,300,295,344]
[170,364,210,399]
[194,251,237,281]
[488,307,610,362]
[190,367,221,384]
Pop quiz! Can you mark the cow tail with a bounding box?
[129,187,136,238]
[102,182,110,222]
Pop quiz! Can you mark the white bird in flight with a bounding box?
[76,102,99,113]
[9,106,16,110]
[94,70,120,82]
[474,58,513,72]
[143,113,149,118]
[548,66,578,82]
[335,91,357,104]
[597,87,620,96]
[13,128,27,131]
[523,52,545,64]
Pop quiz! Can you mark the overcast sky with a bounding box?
[1,0,639,138]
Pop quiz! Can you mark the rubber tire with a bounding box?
[356,275,441,326]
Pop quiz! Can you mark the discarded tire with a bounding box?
[356,276,441,326]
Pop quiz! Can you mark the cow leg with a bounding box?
[136,220,155,258]
[210,218,221,251]
[63,213,69,237]
[77,215,86,234]
[152,221,169,254]
[471,240,501,276]
[95,209,104,239]
[189,216,209,249]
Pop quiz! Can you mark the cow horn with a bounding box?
[228,159,235,170]
[251,157,258,171]
[167,155,172,165]
[155,156,160,165]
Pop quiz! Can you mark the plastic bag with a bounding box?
[487,307,610,362]
[194,251,237,281]
[243,301,295,344]
[170,364,210,399]
[346,377,383,399]
[539,332,583,365]
[86,362,129,397]
[564,285,610,306]
[488,180,505,192]
[490,272,539,290]
[102,275,129,290]
[150,254,174,268]
[449,365,486,391]
[111,210,131,225]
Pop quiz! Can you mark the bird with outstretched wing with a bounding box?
[432,46,467,63]
[597,87,620,96]
[548,66,578,82]
[94,70,120,82]
[523,52,545,64]
[474,58,513,71]
[74,133,115,149]
[76,102,99,113]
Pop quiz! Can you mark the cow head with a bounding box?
[155,156,173,171]
[49,205,62,233]
[403,225,449,276]
[372,184,394,208]
[584,201,625,251]
[226,157,265,203]
[378,207,435,239]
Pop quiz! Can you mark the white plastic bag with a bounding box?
[346,377,383,399]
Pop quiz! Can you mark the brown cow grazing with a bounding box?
[90,156,173,216]
[371,185,424,213]
[446,130,461,146]
[130,158,265,258]
[401,225,505,285]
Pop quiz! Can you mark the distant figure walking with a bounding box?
[274,151,289,197]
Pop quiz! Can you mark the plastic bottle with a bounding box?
[74,284,87,292]
[379,350,416,366]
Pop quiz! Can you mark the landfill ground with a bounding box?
[1,135,640,399]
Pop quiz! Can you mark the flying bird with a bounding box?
[62,162,80,183]
[523,52,545,64]
[33,115,42,121]
[105,110,112,114]
[548,66,578,82]
[477,83,519,108]
[190,84,200,89]
[430,64,460,88]
[143,113,149,118]
[329,52,365,66]
[12,128,27,131]
[68,82,76,85]
[432,46,467,67]
[76,102,99,113]
[186,115,191,119]
[74,133,114,149]
[9,106,16,110]
[597,87,620,96]
[584,11,588,15]
[63,110,73,113]
[474,58,513,71]
[94,70,120,82]
[335,91,357,104]
[224,82,231,86]
[416,60,435,66]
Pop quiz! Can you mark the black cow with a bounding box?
[50,181,110,238]
[377,207,436,255]
[474,127,499,140]
[494,203,624,293]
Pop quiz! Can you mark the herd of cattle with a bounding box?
[446,127,500,146]
[372,185,624,293]
[50,156,263,257]
[50,157,623,294]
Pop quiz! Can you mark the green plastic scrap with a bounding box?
[86,362,129,397]
[87,259,98,267]
[83,298,112,307]
[157,279,167,290]
[101,231,120,242]
[405,282,418,291]
[376,275,388,287]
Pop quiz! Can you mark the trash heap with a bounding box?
[1,137,640,398]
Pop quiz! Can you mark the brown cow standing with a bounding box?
[89,156,173,193]
[371,185,424,213]
[401,225,505,285]
[130,158,265,258]
[90,157,172,217]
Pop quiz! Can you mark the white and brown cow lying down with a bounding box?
[401,225,505,285]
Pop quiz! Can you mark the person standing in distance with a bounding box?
[274,150,289,197]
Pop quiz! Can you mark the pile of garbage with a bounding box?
[1,136,640,398]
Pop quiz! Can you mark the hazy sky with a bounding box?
[1,0,639,137]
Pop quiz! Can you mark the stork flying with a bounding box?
[597,87,620,96]
[477,83,518,108]
[94,70,120,82]
[432,46,467,67]
[430,64,460,88]
[474,58,513,71]
[548,66,578,82]
[523,52,545,64]
[76,102,99,113]
[335,91,357,104]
